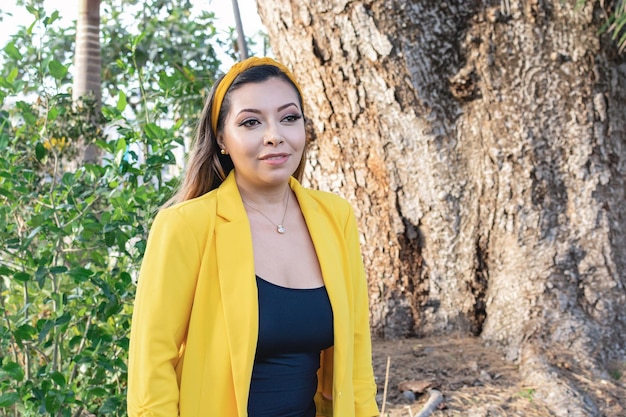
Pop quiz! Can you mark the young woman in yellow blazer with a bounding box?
[127,57,380,417]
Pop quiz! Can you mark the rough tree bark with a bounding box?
[257,0,626,415]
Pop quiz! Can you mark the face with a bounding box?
[218,77,305,191]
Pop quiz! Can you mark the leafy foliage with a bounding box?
[99,0,229,131]
[0,0,239,415]
[600,0,626,51]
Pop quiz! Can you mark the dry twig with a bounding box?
[380,356,391,417]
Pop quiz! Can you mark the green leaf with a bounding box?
[35,142,47,161]
[44,10,60,26]
[143,123,166,140]
[38,319,54,343]
[0,76,12,90]
[26,225,42,241]
[0,187,15,201]
[104,231,115,246]
[99,397,122,414]
[89,387,108,397]
[1,362,25,382]
[50,371,66,387]
[158,71,175,90]
[0,391,19,407]
[14,324,37,343]
[13,272,31,282]
[29,214,48,227]
[49,266,68,274]
[61,172,76,186]
[47,106,59,121]
[3,42,23,61]
[114,137,128,166]
[68,267,93,283]
[55,313,71,326]
[25,5,40,19]
[48,60,68,80]
[131,32,147,51]
[26,20,37,36]
[35,265,47,284]
[45,392,58,412]
[7,67,18,83]
[115,58,127,70]
[117,90,127,111]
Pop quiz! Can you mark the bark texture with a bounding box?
[73,0,102,105]
[257,0,626,415]
[72,0,102,164]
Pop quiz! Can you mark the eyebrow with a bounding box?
[236,102,300,116]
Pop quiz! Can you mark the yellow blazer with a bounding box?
[127,172,379,417]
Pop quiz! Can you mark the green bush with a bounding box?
[0,1,232,415]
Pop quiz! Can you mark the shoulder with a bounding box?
[153,190,218,233]
[294,182,354,223]
[303,187,350,209]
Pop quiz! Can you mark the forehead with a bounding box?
[227,77,300,110]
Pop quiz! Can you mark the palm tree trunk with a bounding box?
[72,0,101,164]
[232,0,249,60]
[73,0,101,105]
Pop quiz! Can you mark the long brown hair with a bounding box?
[165,64,307,207]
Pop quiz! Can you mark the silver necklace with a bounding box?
[242,188,290,234]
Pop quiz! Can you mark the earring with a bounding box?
[220,149,226,155]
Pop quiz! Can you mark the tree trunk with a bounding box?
[73,0,101,164]
[73,0,101,105]
[257,0,626,415]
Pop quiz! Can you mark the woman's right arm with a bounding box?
[127,208,202,417]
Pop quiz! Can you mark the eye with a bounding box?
[282,114,302,123]
[239,118,260,127]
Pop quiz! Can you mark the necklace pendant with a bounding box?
[277,224,286,234]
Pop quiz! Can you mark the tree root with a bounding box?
[520,343,601,417]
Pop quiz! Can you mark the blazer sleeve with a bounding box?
[127,208,202,417]
[344,205,380,417]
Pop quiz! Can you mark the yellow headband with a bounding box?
[210,56,303,135]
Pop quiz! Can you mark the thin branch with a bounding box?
[68,315,92,384]
[22,281,31,381]
[380,356,391,417]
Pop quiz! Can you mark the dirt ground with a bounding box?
[370,336,626,417]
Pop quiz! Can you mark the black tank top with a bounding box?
[247,275,334,417]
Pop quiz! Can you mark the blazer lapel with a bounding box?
[215,173,258,416]
[291,178,349,392]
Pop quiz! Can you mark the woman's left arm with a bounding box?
[344,205,381,417]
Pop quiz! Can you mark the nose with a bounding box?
[263,124,284,146]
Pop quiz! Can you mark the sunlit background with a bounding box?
[0,0,266,67]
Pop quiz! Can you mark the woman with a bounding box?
[127,56,380,417]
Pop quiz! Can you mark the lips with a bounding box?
[260,153,290,160]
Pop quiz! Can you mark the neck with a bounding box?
[237,182,291,208]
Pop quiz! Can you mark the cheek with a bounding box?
[293,128,306,147]
[224,131,253,153]
[235,141,261,160]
